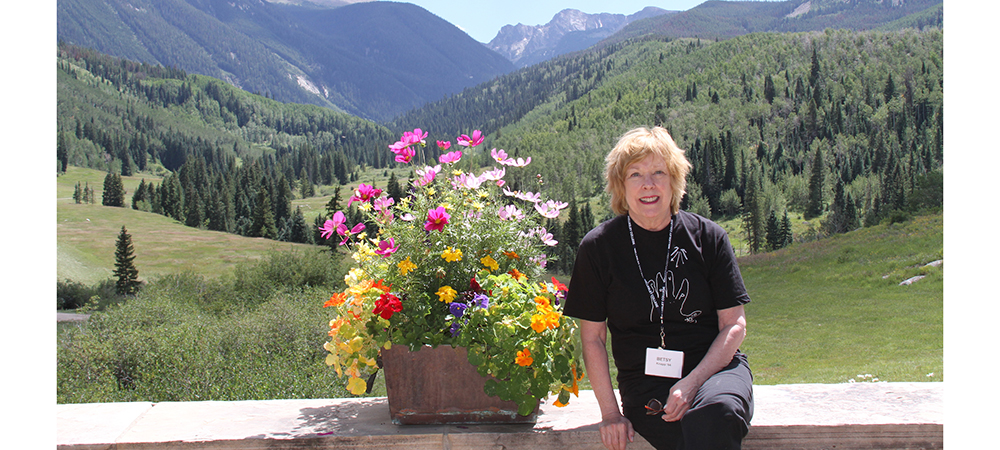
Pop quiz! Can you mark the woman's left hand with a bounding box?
[660,376,700,422]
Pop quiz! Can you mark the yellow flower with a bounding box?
[441,246,463,262]
[345,267,366,286]
[347,376,368,395]
[397,257,417,276]
[436,285,458,303]
[534,296,552,312]
[472,201,484,211]
[481,255,499,272]
[515,348,533,367]
[359,202,373,211]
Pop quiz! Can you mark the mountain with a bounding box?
[57,0,514,122]
[604,0,943,45]
[487,7,673,68]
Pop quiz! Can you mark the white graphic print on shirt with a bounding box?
[646,246,700,324]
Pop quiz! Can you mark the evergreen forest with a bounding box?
[57,26,943,272]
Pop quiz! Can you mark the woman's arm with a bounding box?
[659,304,747,422]
[580,319,634,450]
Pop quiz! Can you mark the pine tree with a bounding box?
[57,131,70,173]
[780,210,793,248]
[113,225,141,296]
[73,182,83,204]
[102,172,125,207]
[741,165,765,254]
[765,211,781,251]
[805,148,824,220]
[251,187,278,239]
[386,173,403,203]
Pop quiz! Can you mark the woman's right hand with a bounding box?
[599,412,635,450]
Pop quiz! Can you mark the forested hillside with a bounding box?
[57,43,395,241]
[57,24,943,275]
[57,0,515,121]
[607,0,943,44]
[391,28,942,271]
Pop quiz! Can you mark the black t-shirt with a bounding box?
[564,211,750,406]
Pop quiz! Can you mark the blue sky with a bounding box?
[392,0,714,43]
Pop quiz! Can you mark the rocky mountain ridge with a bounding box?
[487,6,673,68]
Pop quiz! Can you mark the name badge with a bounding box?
[645,348,684,378]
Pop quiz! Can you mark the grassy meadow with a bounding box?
[57,167,320,285]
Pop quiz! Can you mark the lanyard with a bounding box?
[627,215,674,349]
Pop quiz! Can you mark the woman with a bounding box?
[564,126,753,450]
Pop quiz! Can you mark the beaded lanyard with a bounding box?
[627,214,674,349]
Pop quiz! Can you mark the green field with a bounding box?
[57,167,319,285]
[738,214,943,384]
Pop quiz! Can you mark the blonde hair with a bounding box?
[605,126,692,216]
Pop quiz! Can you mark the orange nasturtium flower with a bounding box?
[436,285,458,303]
[534,296,552,312]
[372,279,392,294]
[397,256,417,276]
[515,348,533,366]
[324,292,347,308]
[508,268,525,281]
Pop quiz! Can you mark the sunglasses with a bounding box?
[645,398,665,416]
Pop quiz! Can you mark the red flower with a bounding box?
[373,293,403,320]
[551,277,568,293]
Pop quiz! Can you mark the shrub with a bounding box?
[57,250,354,403]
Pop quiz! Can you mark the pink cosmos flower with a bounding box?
[375,238,398,257]
[319,211,346,239]
[534,199,569,218]
[490,148,508,163]
[337,222,366,246]
[500,156,532,167]
[480,167,505,181]
[348,183,382,207]
[374,197,395,223]
[456,130,484,147]
[498,204,524,221]
[402,128,428,146]
[437,140,452,150]
[503,188,542,203]
[415,165,441,187]
[400,213,415,221]
[452,173,483,189]
[536,227,558,246]
[391,146,416,163]
[424,206,451,232]
[439,150,463,164]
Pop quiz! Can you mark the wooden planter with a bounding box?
[380,344,539,425]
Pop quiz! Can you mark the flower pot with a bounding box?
[381,344,539,425]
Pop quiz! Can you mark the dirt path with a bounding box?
[57,312,90,322]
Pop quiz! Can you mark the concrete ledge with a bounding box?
[57,382,942,449]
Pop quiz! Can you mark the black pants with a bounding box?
[622,355,753,450]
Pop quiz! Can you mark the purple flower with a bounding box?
[472,293,489,309]
[449,302,468,318]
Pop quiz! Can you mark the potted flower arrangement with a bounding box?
[320,128,583,422]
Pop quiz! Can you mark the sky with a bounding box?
[390,0,715,43]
